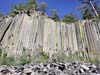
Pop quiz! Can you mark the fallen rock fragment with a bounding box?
[0,62,100,75]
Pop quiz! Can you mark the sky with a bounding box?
[0,0,100,19]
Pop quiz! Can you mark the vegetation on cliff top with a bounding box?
[1,0,100,23]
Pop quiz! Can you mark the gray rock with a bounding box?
[80,65,89,71]
[0,13,100,60]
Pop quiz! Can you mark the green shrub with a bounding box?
[31,51,49,63]
[0,52,15,65]
[16,55,31,65]
[5,57,15,65]
[52,50,87,63]
[89,58,100,65]
[0,49,99,65]
[53,51,67,62]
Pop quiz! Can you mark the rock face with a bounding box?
[0,62,100,75]
[0,12,100,59]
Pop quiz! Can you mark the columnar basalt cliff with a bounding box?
[0,12,100,59]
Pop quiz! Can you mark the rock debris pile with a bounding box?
[0,62,100,75]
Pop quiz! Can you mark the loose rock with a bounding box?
[0,62,100,75]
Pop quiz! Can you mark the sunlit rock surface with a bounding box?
[0,12,100,59]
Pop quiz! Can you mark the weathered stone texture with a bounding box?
[0,13,100,59]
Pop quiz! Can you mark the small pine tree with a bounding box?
[0,13,4,17]
[37,2,48,15]
[27,0,37,12]
[51,9,59,21]
[63,13,78,24]
[78,0,100,19]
